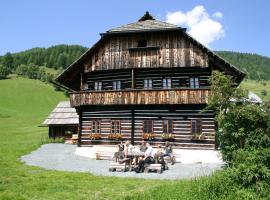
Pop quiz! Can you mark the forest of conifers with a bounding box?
[0,44,269,80]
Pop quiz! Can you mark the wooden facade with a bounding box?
[56,12,245,149]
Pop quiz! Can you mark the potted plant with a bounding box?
[108,133,123,140]
[161,133,175,141]
[143,133,156,141]
[89,133,102,140]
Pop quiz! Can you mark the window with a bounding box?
[111,120,121,134]
[92,121,101,134]
[190,77,199,88]
[137,40,147,47]
[113,80,121,90]
[94,81,102,91]
[163,78,171,89]
[143,120,153,133]
[163,120,173,133]
[191,119,202,134]
[144,79,152,89]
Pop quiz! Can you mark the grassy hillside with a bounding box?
[241,79,270,101]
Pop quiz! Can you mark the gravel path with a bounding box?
[21,144,223,180]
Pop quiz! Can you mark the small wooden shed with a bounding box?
[43,101,78,138]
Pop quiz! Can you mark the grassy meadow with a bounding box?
[241,79,270,101]
[0,77,266,200]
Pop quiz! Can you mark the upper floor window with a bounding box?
[163,78,171,89]
[163,120,173,134]
[113,80,121,90]
[191,119,202,134]
[144,79,152,89]
[94,81,102,91]
[92,121,101,134]
[111,120,121,134]
[190,77,199,88]
[143,120,153,133]
[137,40,147,47]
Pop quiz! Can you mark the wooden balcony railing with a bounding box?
[70,89,210,107]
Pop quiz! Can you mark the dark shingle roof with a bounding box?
[106,12,179,33]
[107,19,178,33]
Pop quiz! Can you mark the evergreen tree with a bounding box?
[2,52,14,71]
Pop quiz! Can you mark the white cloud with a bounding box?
[213,11,223,19]
[166,6,225,46]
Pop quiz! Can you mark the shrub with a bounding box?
[217,104,270,162]
[40,136,65,144]
[0,64,11,79]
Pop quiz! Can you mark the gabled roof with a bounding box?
[43,101,78,125]
[56,12,245,90]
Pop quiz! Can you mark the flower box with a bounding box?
[89,133,102,140]
[108,133,123,140]
[161,133,175,141]
[143,133,156,141]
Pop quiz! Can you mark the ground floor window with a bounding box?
[143,120,153,133]
[191,119,202,134]
[163,120,173,133]
[111,120,121,134]
[92,121,101,133]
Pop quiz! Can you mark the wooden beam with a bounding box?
[131,69,135,89]
[77,107,82,147]
[131,108,135,145]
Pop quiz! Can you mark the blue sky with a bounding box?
[0,0,270,57]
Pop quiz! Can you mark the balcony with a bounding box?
[70,89,210,107]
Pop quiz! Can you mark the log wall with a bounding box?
[80,106,215,149]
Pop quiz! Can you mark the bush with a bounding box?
[40,136,65,144]
[0,64,11,79]
[231,149,270,188]
[217,104,270,162]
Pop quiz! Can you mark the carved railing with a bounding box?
[70,89,210,107]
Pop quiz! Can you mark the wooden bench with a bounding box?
[144,164,163,173]
[95,151,113,160]
[109,162,129,172]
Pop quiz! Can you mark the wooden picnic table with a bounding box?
[127,151,145,171]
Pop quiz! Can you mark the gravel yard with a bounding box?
[21,144,223,180]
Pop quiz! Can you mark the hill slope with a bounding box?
[0,44,87,70]
[215,51,270,80]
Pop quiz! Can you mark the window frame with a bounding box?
[190,77,200,89]
[94,81,102,91]
[143,120,153,133]
[191,119,202,134]
[163,119,174,134]
[112,80,121,90]
[162,78,172,89]
[143,79,153,89]
[111,120,121,134]
[92,120,101,134]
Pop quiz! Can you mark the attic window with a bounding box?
[137,40,147,47]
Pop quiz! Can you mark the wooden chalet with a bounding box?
[55,12,245,149]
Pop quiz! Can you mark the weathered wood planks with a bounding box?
[70,89,210,107]
[84,32,209,72]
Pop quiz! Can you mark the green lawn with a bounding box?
[241,79,270,101]
[0,77,173,200]
[0,77,263,200]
